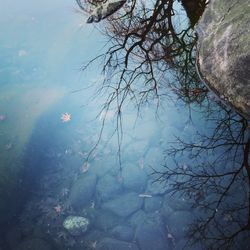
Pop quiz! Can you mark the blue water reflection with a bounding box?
[0,1,249,250]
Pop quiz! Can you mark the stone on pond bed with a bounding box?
[144,147,165,175]
[88,156,117,177]
[135,219,168,250]
[16,238,53,250]
[102,192,143,217]
[167,211,194,239]
[144,196,163,212]
[68,174,97,211]
[83,229,108,244]
[96,237,139,250]
[163,193,192,211]
[63,215,89,236]
[96,174,122,202]
[122,163,147,192]
[129,209,147,227]
[111,225,134,241]
[146,179,169,195]
[161,200,174,220]
[92,209,122,231]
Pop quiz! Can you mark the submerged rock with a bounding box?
[89,156,117,177]
[196,0,250,118]
[63,216,89,236]
[163,193,192,211]
[144,147,164,175]
[96,174,122,202]
[174,239,202,250]
[122,163,147,192]
[96,238,139,250]
[144,196,163,212]
[93,209,122,231]
[135,219,168,250]
[102,192,143,217]
[129,209,147,227]
[146,179,169,195]
[16,238,53,250]
[83,230,107,244]
[5,226,22,250]
[167,211,194,239]
[160,200,174,220]
[68,174,97,211]
[124,139,149,160]
[111,225,134,241]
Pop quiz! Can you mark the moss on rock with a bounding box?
[196,0,250,118]
[63,216,89,236]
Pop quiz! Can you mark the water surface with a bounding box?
[0,1,249,250]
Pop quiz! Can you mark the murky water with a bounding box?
[0,1,249,250]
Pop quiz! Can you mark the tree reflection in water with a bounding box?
[75,2,249,248]
[75,0,209,165]
[153,105,250,249]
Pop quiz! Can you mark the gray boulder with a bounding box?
[196,0,250,118]
[102,192,143,217]
[69,174,97,211]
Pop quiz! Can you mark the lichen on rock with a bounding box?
[196,0,250,118]
[63,216,89,236]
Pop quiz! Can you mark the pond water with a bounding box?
[0,1,249,250]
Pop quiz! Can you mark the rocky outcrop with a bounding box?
[76,0,126,23]
[196,0,250,118]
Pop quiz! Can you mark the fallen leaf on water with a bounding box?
[81,162,90,173]
[61,113,71,122]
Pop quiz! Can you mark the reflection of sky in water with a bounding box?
[0,1,248,250]
[0,0,101,86]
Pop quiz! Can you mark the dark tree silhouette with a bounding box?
[153,105,250,249]
[75,2,250,248]
[75,0,208,165]
[76,0,208,109]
